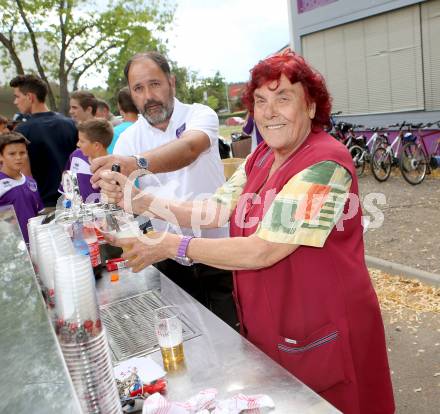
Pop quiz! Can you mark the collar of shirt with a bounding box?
[29,111,57,118]
[0,173,26,198]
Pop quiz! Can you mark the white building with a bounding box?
[287,0,440,124]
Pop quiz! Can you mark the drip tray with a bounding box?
[99,290,201,363]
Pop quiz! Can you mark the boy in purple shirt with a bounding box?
[60,118,113,203]
[0,131,44,242]
[242,114,263,151]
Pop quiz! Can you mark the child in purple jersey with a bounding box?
[60,119,113,203]
[242,114,263,151]
[0,131,44,242]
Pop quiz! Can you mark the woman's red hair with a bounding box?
[242,50,332,130]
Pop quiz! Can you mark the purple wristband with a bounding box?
[177,236,194,258]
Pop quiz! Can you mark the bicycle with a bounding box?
[326,111,342,138]
[399,121,440,185]
[370,121,414,182]
[349,127,389,176]
[342,124,366,150]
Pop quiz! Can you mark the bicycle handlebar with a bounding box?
[387,121,440,130]
[388,121,406,129]
[332,120,440,135]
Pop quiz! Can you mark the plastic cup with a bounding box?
[60,329,107,351]
[35,225,75,306]
[54,255,101,343]
[154,305,185,371]
[60,329,121,413]
[27,216,45,263]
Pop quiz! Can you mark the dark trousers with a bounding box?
[154,259,238,330]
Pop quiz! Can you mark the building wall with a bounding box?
[287,0,440,125]
[289,0,423,52]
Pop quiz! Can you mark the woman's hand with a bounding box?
[105,232,179,273]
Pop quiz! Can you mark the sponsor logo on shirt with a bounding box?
[70,157,92,175]
[72,160,80,171]
[176,123,186,138]
[27,180,38,192]
[0,177,23,198]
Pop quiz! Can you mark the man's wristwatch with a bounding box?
[131,155,149,172]
[174,236,194,266]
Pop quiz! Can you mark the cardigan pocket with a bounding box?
[277,322,346,393]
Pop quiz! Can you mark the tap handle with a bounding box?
[107,164,121,212]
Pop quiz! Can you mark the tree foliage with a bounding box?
[172,69,228,112]
[170,63,196,105]
[200,71,227,111]
[0,0,174,113]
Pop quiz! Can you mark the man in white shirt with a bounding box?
[91,51,237,329]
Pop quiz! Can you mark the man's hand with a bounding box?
[98,170,143,213]
[90,155,137,188]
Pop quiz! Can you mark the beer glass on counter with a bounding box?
[154,306,185,370]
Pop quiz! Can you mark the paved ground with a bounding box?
[359,169,440,274]
[358,170,440,414]
[382,309,440,414]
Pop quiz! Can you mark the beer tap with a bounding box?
[104,164,123,232]
[103,164,152,235]
[61,170,83,212]
[50,170,85,225]
[54,164,121,229]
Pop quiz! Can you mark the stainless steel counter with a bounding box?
[96,268,341,414]
[0,203,340,413]
[0,206,82,414]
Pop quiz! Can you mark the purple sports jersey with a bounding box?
[59,149,100,203]
[242,116,263,144]
[0,172,44,242]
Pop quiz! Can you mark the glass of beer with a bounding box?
[115,219,141,254]
[154,305,185,371]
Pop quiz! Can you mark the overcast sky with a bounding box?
[80,0,290,88]
[167,0,290,83]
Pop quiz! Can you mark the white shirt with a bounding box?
[114,98,228,238]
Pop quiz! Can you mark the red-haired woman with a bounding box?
[98,51,395,414]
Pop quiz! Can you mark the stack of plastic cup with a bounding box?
[27,215,45,265]
[54,255,122,414]
[35,223,75,307]
[54,254,100,335]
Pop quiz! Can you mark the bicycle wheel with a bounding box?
[349,145,365,176]
[371,147,392,182]
[400,142,427,185]
[371,134,388,153]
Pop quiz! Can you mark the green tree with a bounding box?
[201,71,227,111]
[185,71,227,111]
[170,63,198,104]
[206,95,219,111]
[0,0,173,114]
[106,24,169,108]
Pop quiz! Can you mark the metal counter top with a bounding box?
[0,206,82,414]
[96,268,341,414]
[0,202,340,413]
